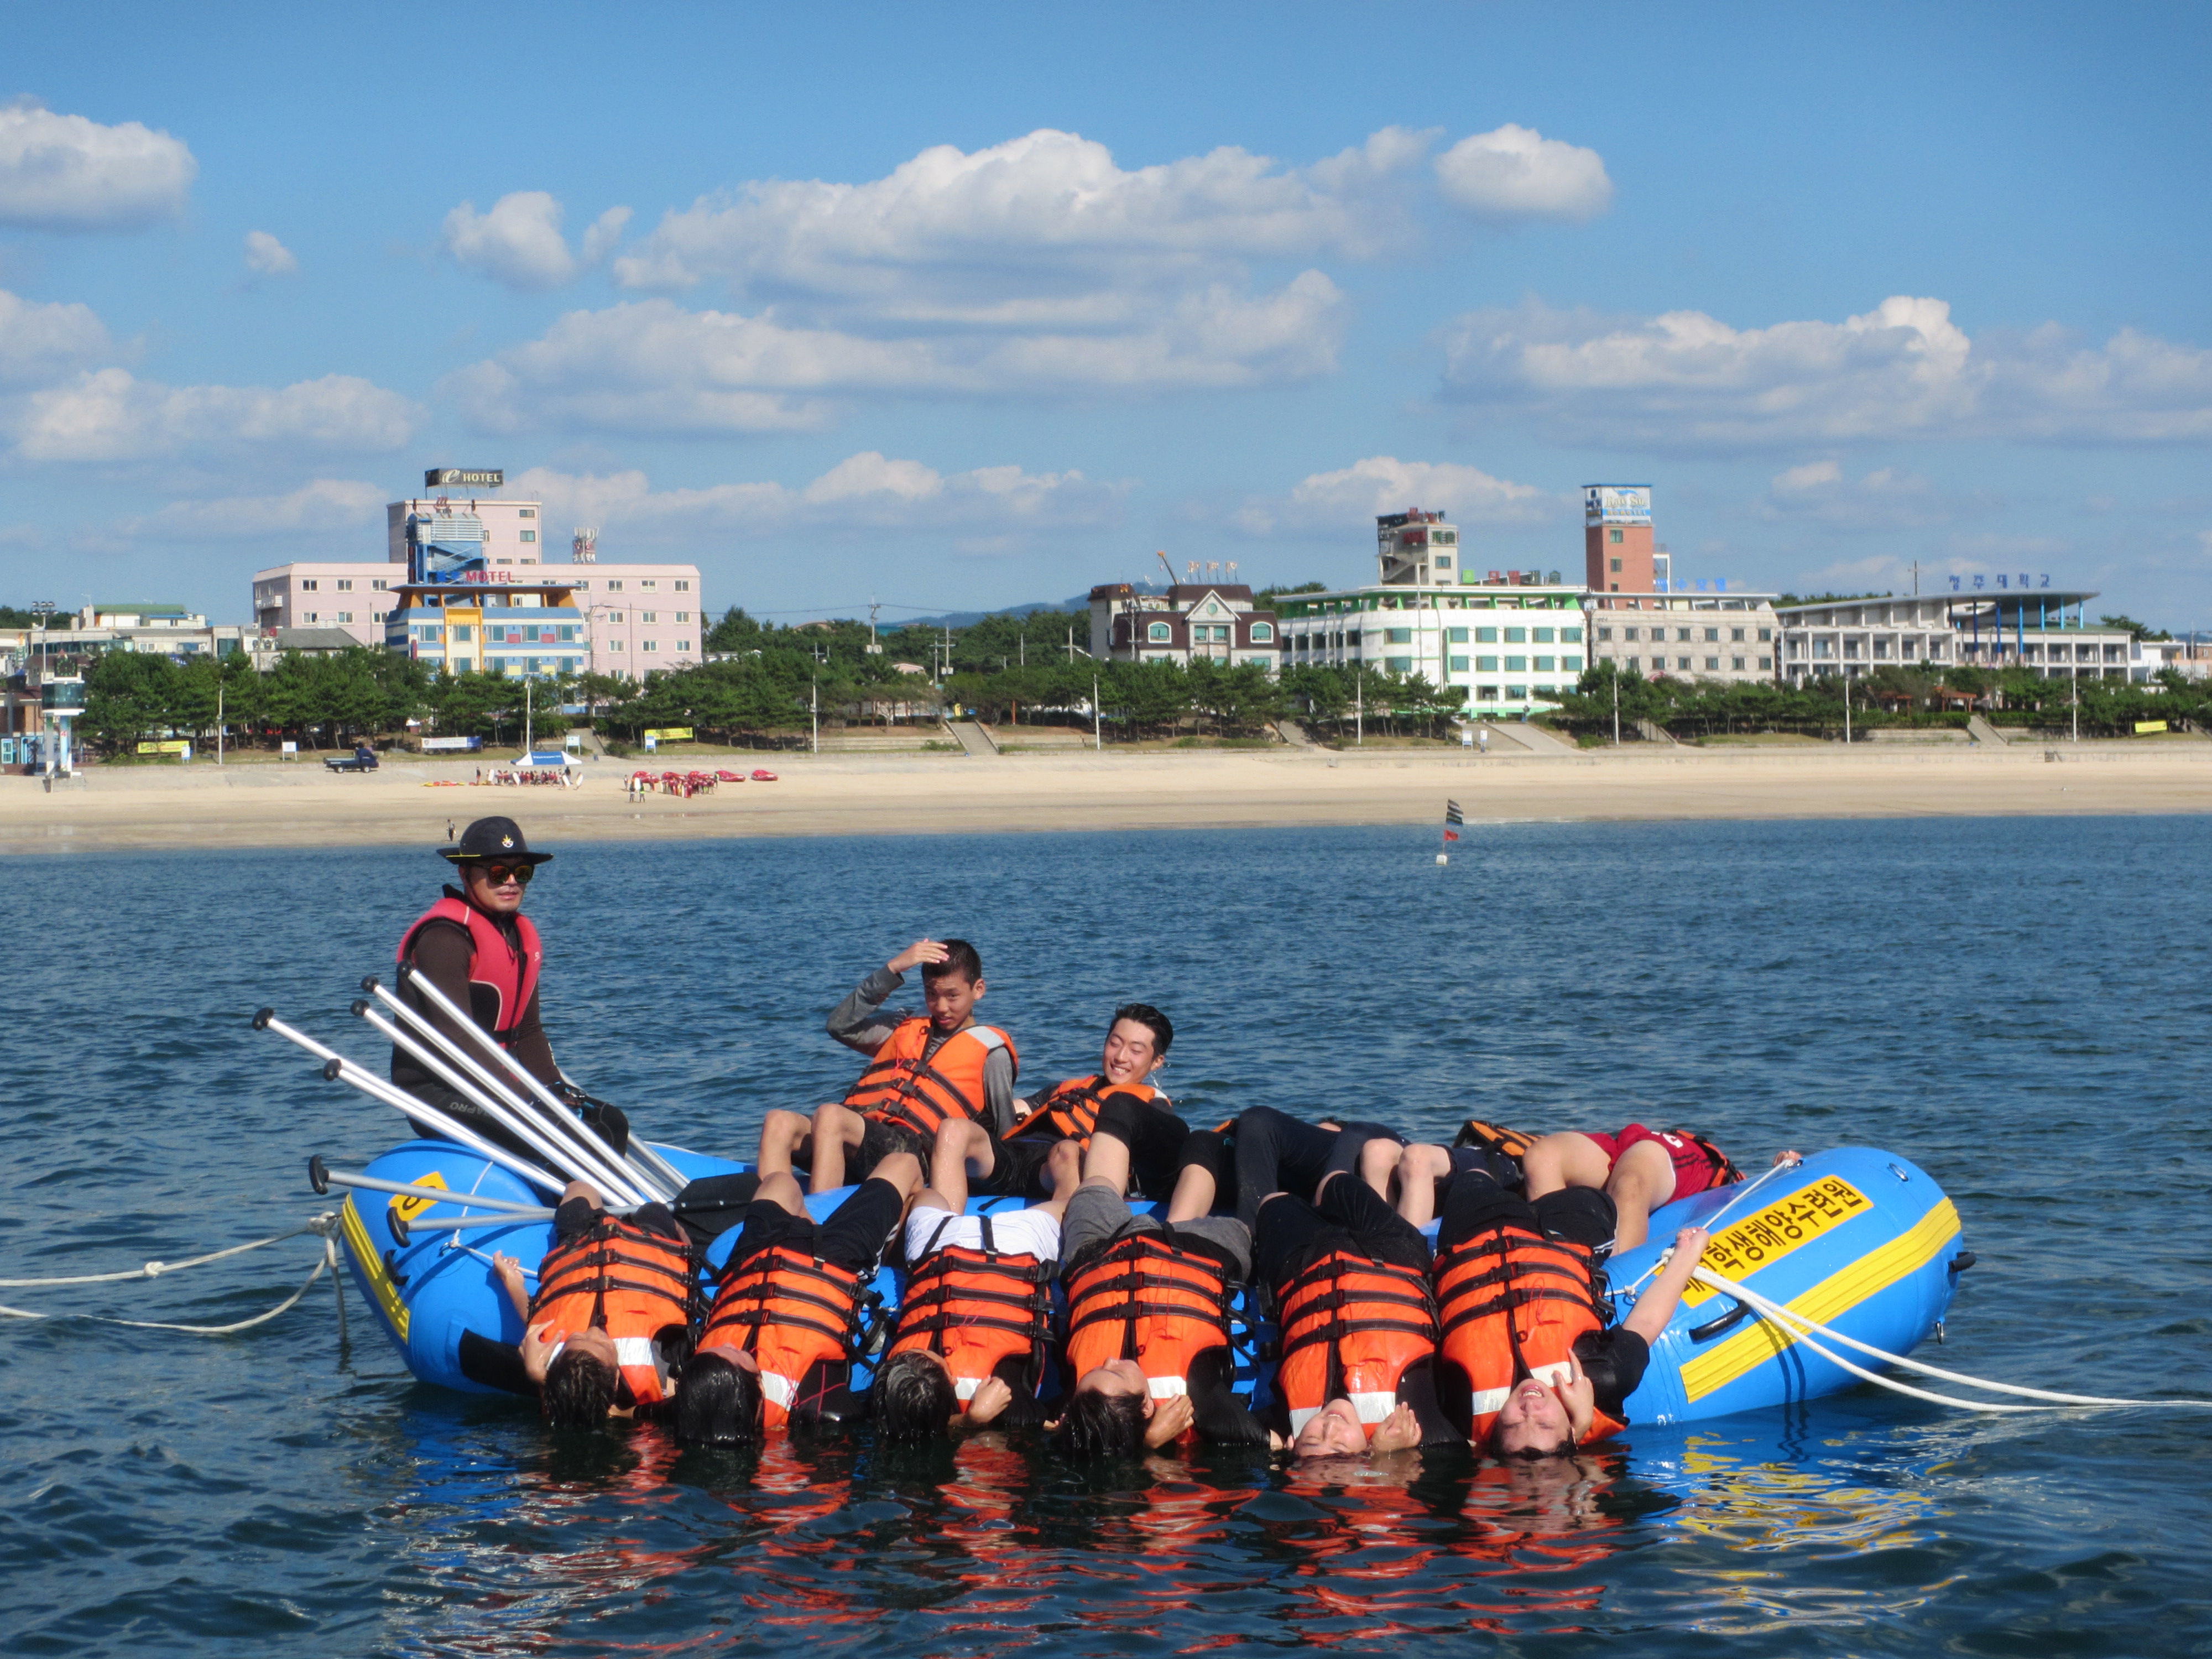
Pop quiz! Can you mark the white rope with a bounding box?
[0,1214,340,1287]
[1617,1158,1804,1298]
[1692,1265,2212,1412]
[0,1227,341,1335]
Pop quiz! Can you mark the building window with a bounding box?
[336,578,353,592]
[1505,655,1527,672]
[1447,627,1468,643]
[1625,656,1639,670]
[519,530,536,543]
[1678,656,1693,670]
[372,579,387,591]
[304,612,318,622]
[1564,655,1582,672]
[1534,655,1555,671]
[1386,655,1413,671]
[451,625,472,641]
[301,579,319,592]
[675,580,691,592]
[1449,654,1469,671]
[1610,557,1622,573]
[641,579,658,589]
[1759,656,1773,670]
[607,580,624,592]
[641,611,658,623]
[1506,684,1526,698]
[1504,627,1526,644]
[678,640,691,653]
[610,640,624,650]
[1562,627,1583,643]
[1609,529,1623,544]
[1434,555,1452,569]
[1705,655,1720,670]
[1147,622,1172,643]
[1381,628,1410,644]
[1477,655,1499,671]
[573,580,589,590]
[1757,627,1772,641]
[1704,627,1720,642]
[1250,622,1274,642]
[1597,627,1613,641]
[1731,627,1745,642]
[519,508,535,518]
[675,611,690,623]
[1475,627,1498,643]
[643,640,658,653]
[337,611,354,623]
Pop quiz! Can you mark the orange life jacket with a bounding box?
[698,1243,874,1429]
[1453,1118,1539,1164]
[1434,1222,1627,1445]
[1273,1249,1439,1440]
[1019,1075,1160,1144]
[842,1016,1018,1139]
[887,1214,1055,1407]
[399,893,543,1046]
[1063,1227,1231,1400]
[1663,1128,1743,1190]
[531,1214,696,1406]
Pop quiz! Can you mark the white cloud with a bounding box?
[0,99,196,231]
[1433,124,1611,221]
[507,455,1125,546]
[1229,455,1559,536]
[448,278,1344,434]
[118,478,387,539]
[1761,461,1949,529]
[9,368,420,462]
[441,192,635,290]
[1441,295,2212,448]
[0,288,113,388]
[243,229,298,276]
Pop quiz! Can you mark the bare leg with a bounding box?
[933,1119,993,1197]
[1082,1127,1133,1197]
[1357,1135,1402,1202]
[872,1150,925,1204]
[1393,1144,1454,1227]
[753,1170,807,1217]
[1521,1131,1614,1201]
[757,1110,812,1182]
[556,1179,600,1209]
[1165,1161,1216,1224]
[807,1103,865,1192]
[1030,1139,1083,1222]
[1604,1140,1677,1251]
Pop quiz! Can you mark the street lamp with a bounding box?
[30,601,53,678]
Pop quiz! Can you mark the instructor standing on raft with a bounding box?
[392,817,620,1157]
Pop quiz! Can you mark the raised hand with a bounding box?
[889,938,951,974]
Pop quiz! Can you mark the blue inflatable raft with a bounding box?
[328,1140,1965,1430]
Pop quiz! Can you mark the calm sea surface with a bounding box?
[6,819,2212,1656]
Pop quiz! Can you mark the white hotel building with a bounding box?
[249,471,705,679]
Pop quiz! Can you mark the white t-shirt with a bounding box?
[905,1205,1061,1265]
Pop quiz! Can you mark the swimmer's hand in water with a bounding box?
[963,1375,1014,1428]
[1369,1402,1422,1455]
[1144,1393,1194,1449]
[889,939,950,975]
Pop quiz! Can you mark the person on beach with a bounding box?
[869,1128,1077,1442]
[938,1002,1186,1205]
[758,938,1018,1192]
[1049,1095,1272,1458]
[674,1149,925,1448]
[485,1179,697,1431]
[1430,1167,1710,1457]
[1391,1121,1744,1246]
[392,816,626,1160]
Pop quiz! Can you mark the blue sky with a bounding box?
[2,1,2208,628]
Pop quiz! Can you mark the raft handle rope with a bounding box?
[0,1214,342,1335]
[1615,1154,1807,1301]
[390,965,678,1204]
[1688,1263,2212,1414]
[362,975,658,1206]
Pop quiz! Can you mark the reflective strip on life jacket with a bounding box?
[1434,1223,1626,1445]
[1063,1227,1232,1397]
[700,1241,870,1430]
[399,894,543,1045]
[1273,1248,1439,1443]
[842,1018,1019,1140]
[1287,1390,1404,1437]
[531,1213,696,1406]
[888,1214,1055,1408]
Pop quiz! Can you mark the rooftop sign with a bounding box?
[425,468,503,488]
[1584,485,1651,526]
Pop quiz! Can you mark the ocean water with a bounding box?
[5,818,2211,1657]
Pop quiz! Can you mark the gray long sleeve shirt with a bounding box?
[826,964,1018,1135]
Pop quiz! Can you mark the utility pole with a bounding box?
[1843,674,1851,744]
[2072,671,2079,743]
[1355,669,1364,747]
[866,599,883,655]
[811,677,819,754]
[217,682,225,766]
[1611,665,1620,747]
[1093,675,1102,750]
[1912,560,1921,597]
[524,677,533,754]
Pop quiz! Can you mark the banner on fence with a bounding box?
[137,740,190,755]
[644,727,694,741]
[2135,720,2169,735]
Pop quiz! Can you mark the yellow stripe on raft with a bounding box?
[340,1193,411,1343]
[1679,1198,1960,1402]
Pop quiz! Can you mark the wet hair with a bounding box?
[921,939,983,987]
[1111,1003,1172,1058]
[872,1348,958,1442]
[1055,1386,1147,1460]
[542,1347,618,1431]
[672,1353,763,1449]
[1497,1436,1578,1462]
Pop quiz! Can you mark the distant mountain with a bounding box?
[885,589,1160,630]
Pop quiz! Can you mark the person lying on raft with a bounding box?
[869,1133,1081,1442]
[759,937,1018,1193]
[672,1147,926,1448]
[1186,1105,1406,1232]
[486,1179,697,1431]
[1050,1096,1273,1458]
[940,1001,1188,1205]
[1251,1159,1459,1460]
[1430,1166,1710,1457]
[1392,1119,1750,1246]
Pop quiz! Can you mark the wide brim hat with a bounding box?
[441,816,552,865]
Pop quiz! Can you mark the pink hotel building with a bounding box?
[249,473,705,679]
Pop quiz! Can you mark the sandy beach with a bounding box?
[6,740,2212,854]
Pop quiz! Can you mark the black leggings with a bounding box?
[1088,1094,1196,1201]
[1254,1170,1432,1293]
[1231,1107,1402,1232]
[1436,1171,1617,1255]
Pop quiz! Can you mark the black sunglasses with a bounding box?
[472,861,536,886]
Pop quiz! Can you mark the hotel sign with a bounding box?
[425,468,504,488]
[1584,485,1651,527]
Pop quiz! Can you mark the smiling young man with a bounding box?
[759,937,1019,1192]
[393,816,621,1157]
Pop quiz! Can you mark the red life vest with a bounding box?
[1274,1249,1438,1440]
[531,1214,696,1406]
[1063,1228,1230,1401]
[1019,1075,1160,1144]
[1434,1222,1627,1446]
[886,1214,1054,1407]
[842,1017,1018,1139]
[698,1243,871,1429]
[399,894,543,1046]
